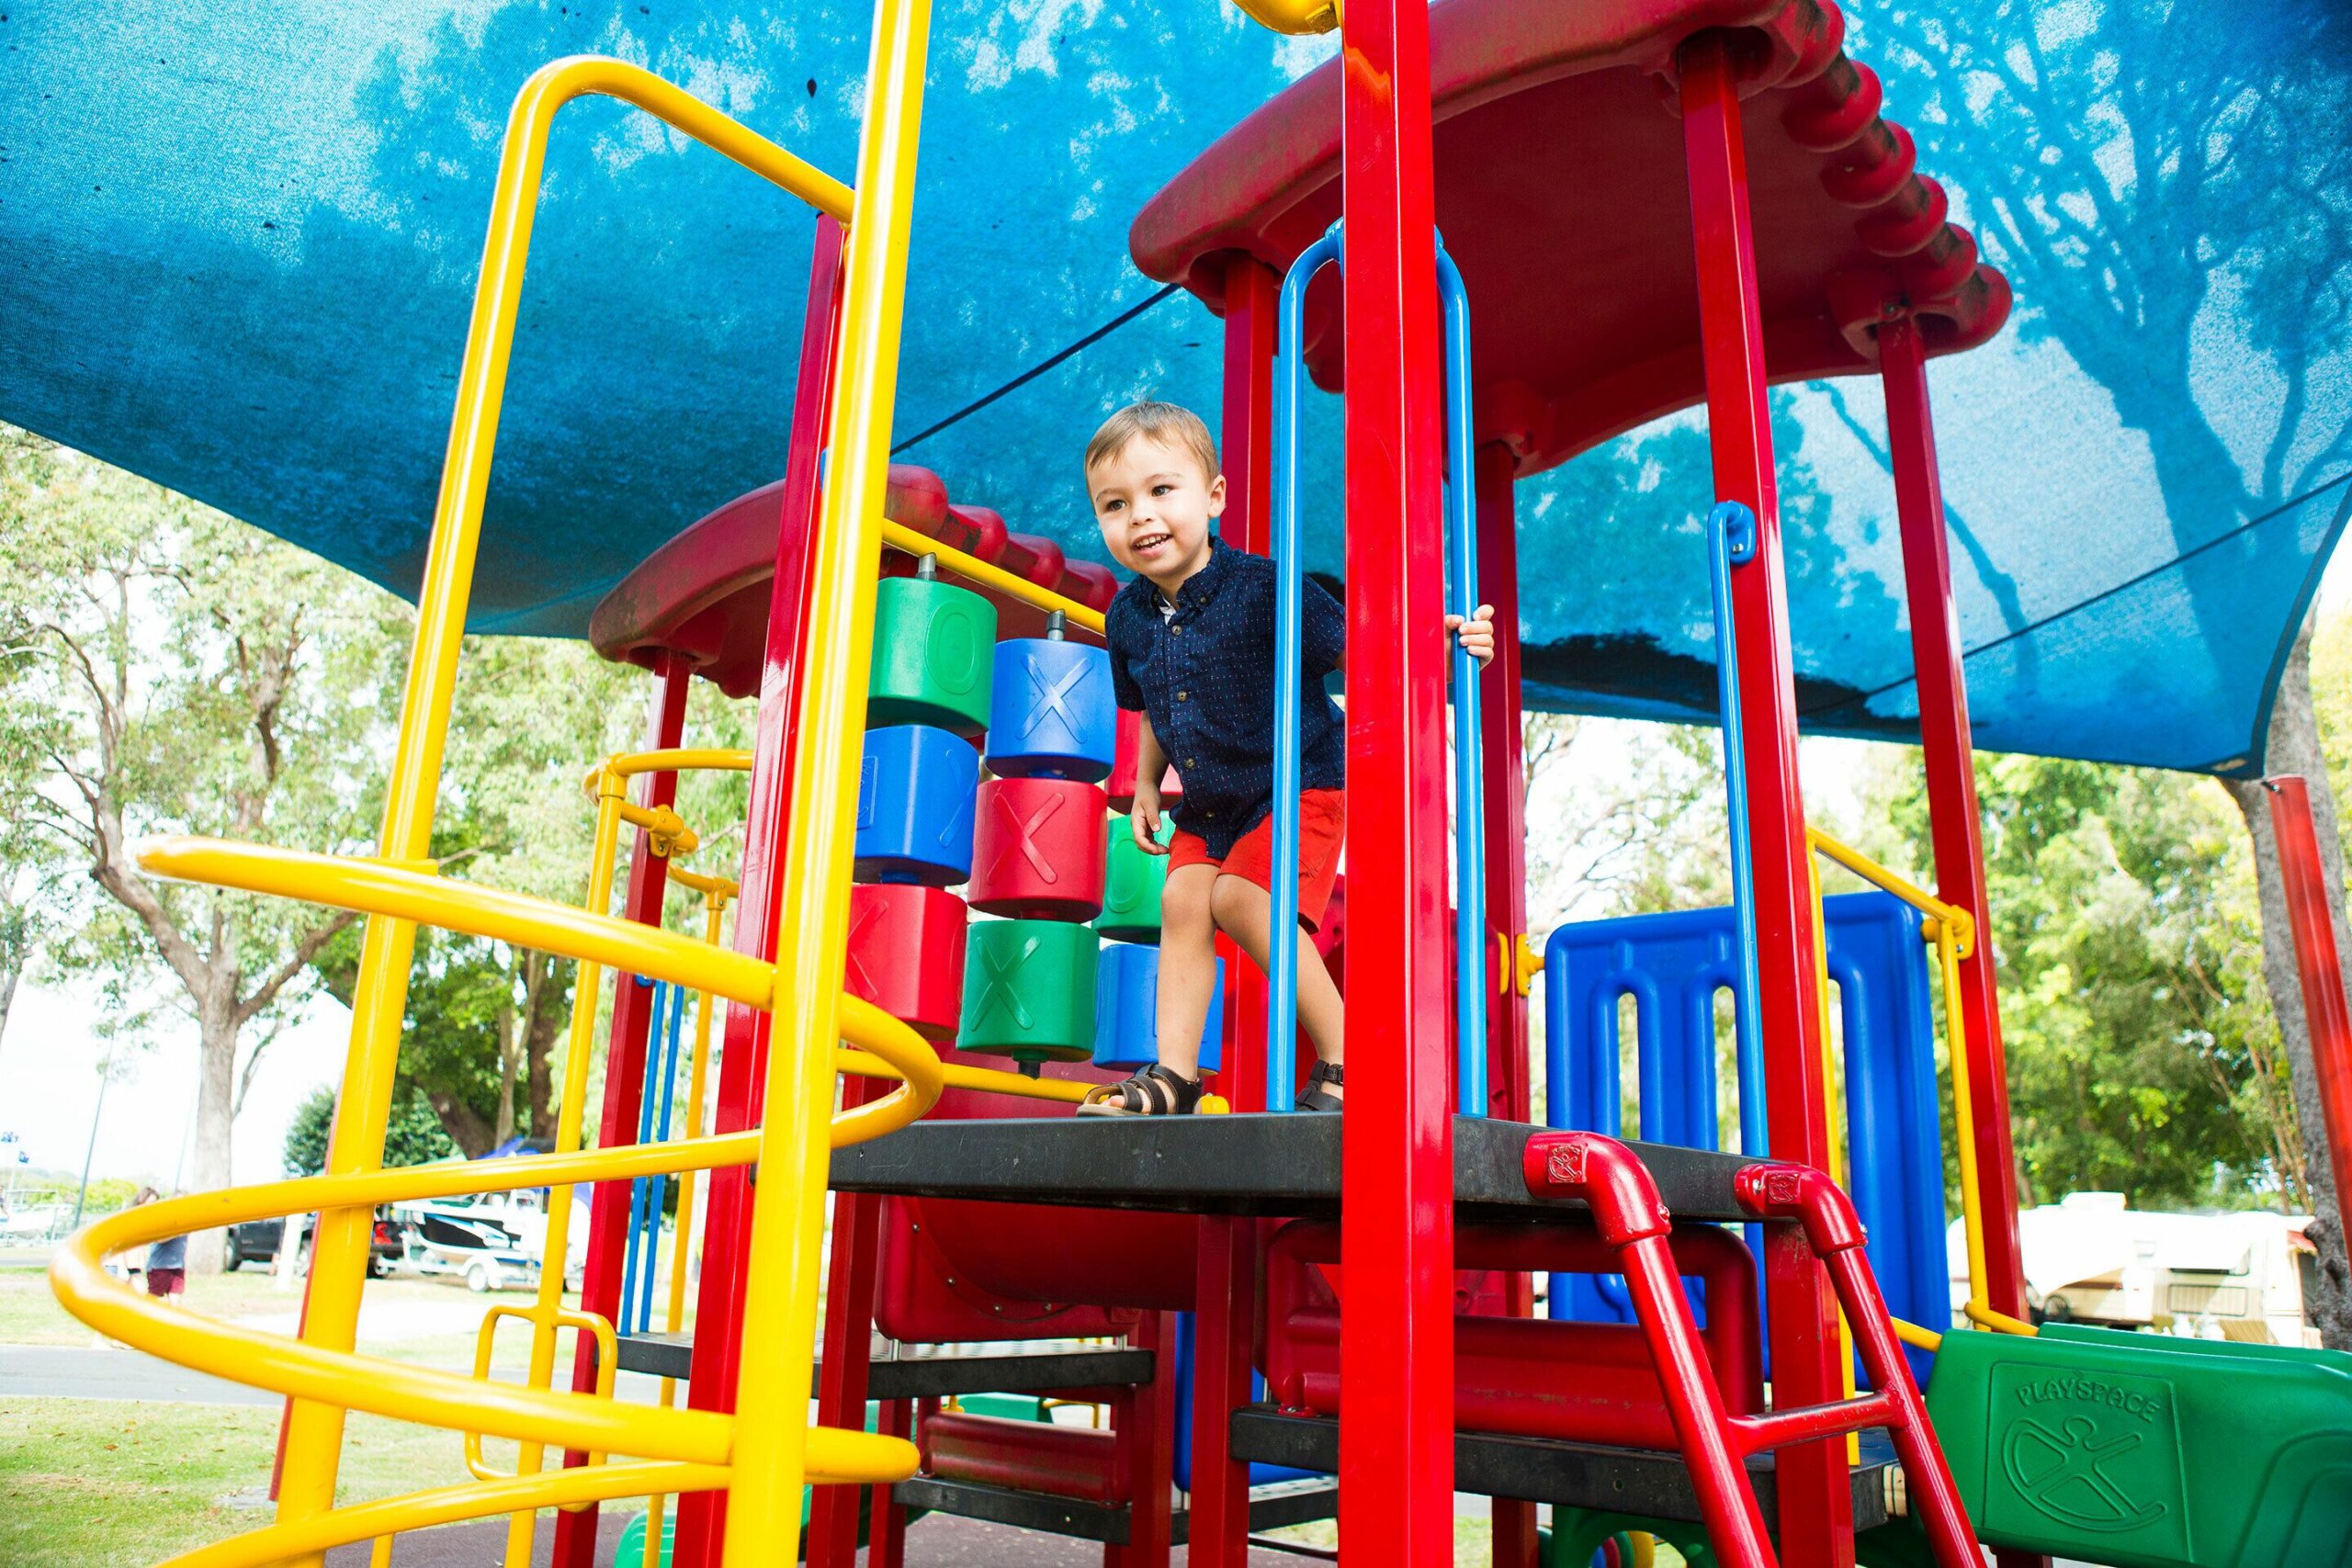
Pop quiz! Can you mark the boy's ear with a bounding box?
[1205,472,1227,518]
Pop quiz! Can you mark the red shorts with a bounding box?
[1167,789,1345,933]
[144,1268,186,1298]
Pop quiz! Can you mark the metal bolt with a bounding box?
[916,553,939,581]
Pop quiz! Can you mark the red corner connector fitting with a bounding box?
[1522,1132,1672,1247]
[1732,1163,1867,1256]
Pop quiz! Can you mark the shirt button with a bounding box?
[1186,758,1198,768]
[1176,691,1188,702]
[1171,626,1182,635]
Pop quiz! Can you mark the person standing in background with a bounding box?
[133,1187,187,1305]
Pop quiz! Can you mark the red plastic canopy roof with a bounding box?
[589,465,1116,697]
[1129,0,2010,476]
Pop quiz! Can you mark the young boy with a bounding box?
[1077,400,1492,1116]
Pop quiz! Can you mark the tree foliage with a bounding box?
[282,1083,454,1178]
[1874,752,2300,1210]
[0,428,400,1266]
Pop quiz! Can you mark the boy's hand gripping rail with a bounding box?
[1269,223,1486,1112]
[1523,1133,1986,1568]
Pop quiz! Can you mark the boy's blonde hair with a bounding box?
[1084,400,1220,484]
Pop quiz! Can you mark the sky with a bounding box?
[8,547,2348,1197]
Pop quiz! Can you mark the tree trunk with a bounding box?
[2222,613,2352,1351]
[188,997,239,1276]
[0,959,18,1066]
[426,1091,499,1158]
[524,959,571,1146]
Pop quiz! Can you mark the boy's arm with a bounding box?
[1300,574,1348,676]
[1131,711,1172,855]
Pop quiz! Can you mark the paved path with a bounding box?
[0,1344,688,1405]
[0,1343,284,1404]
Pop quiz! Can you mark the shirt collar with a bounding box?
[1161,535,1231,615]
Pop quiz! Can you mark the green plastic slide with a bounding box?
[1877,1324,2352,1568]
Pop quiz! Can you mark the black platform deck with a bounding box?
[1230,1408,1897,1531]
[612,1335,1152,1396]
[893,1474,1340,1547]
[831,1112,1758,1223]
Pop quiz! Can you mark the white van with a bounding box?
[1949,1191,2323,1349]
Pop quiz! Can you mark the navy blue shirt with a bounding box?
[1104,538,1346,857]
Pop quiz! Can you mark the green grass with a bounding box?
[0,1397,548,1567]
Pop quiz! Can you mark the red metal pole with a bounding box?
[2265,774,2352,1253]
[1878,314,2051,1568]
[1474,438,1538,1568]
[805,1078,889,1567]
[1677,33,1851,1568]
[1340,0,1456,1560]
[549,653,692,1568]
[1879,316,2030,1316]
[1526,1134,1774,1568]
[672,213,846,1568]
[1188,251,1277,1568]
[1736,1164,1986,1568]
[1117,1310,1178,1568]
[869,1398,912,1568]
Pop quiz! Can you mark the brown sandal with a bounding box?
[1077,1063,1204,1117]
[1298,1060,1345,1112]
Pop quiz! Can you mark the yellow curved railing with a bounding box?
[1805,829,2036,1348]
[54,14,1146,1562]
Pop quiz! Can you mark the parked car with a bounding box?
[225,1208,405,1277]
[389,1182,588,1293]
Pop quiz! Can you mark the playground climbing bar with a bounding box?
[1337,0,1457,1559]
[1678,30,1851,1566]
[2265,773,2352,1255]
[1879,312,2036,1340]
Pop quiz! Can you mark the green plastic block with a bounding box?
[1919,1323,2352,1568]
[957,918,1099,1063]
[867,575,996,735]
[1095,815,1174,942]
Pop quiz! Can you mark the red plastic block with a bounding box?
[968,776,1109,920]
[1105,707,1185,813]
[844,884,968,1043]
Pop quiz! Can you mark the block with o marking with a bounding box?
[957,918,1099,1062]
[968,776,1107,920]
[867,576,996,735]
[1095,814,1173,942]
[854,725,979,886]
[986,637,1115,782]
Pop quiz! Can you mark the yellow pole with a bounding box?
[503,776,629,1565]
[721,0,932,1557]
[266,60,848,1553]
[646,888,729,1564]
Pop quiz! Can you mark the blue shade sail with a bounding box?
[2,2,2347,776]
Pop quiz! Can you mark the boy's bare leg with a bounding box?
[1208,874,1344,1096]
[1154,863,1221,1080]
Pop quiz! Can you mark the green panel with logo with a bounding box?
[1890,1323,2352,1568]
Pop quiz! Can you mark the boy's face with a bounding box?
[1088,435,1226,591]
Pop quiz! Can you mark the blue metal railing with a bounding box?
[1707,500,1767,1158]
[1268,223,1487,1113]
[618,976,688,1334]
[1437,236,1487,1117]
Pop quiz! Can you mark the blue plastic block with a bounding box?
[1092,942,1224,1072]
[854,725,978,886]
[985,637,1116,782]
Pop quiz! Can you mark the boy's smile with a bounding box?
[1089,434,1226,597]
